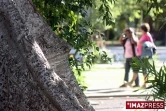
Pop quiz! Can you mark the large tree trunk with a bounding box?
[0,0,94,111]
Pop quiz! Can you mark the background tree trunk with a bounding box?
[0,0,94,110]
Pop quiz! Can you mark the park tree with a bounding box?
[0,0,95,110]
[32,0,113,90]
[0,0,115,110]
[1,0,165,110]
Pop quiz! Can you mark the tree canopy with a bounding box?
[32,0,114,90]
[32,0,166,89]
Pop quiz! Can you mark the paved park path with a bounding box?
[83,46,166,111]
[83,60,166,111]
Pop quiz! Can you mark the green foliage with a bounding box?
[98,51,112,64]
[81,0,166,41]
[136,0,166,30]
[132,57,166,101]
[101,0,166,38]
[73,68,88,91]
[32,0,112,90]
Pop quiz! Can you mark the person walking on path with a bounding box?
[127,23,155,88]
[119,28,140,88]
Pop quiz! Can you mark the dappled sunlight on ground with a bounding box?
[83,63,163,111]
[83,66,146,89]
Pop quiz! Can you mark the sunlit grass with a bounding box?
[82,64,160,89]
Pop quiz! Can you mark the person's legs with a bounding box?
[131,57,148,88]
[124,58,130,82]
[128,73,138,86]
[128,57,140,87]
[129,58,139,87]
[142,68,147,88]
[135,76,139,86]
[142,57,153,88]
[120,58,130,87]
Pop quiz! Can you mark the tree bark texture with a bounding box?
[0,0,94,111]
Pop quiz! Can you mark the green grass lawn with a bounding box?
[82,64,160,90]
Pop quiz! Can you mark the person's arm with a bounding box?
[119,35,123,44]
[119,29,127,45]
[130,34,138,45]
[137,35,149,46]
[137,38,143,47]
